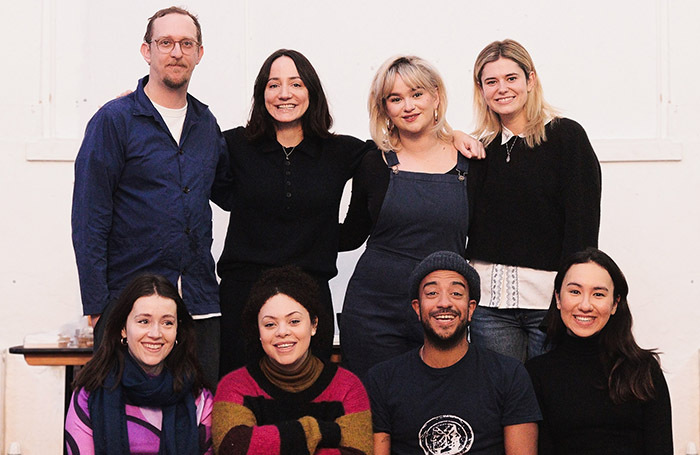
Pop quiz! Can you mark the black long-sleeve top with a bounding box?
[466,118,601,271]
[338,148,389,251]
[525,335,673,455]
[216,127,371,281]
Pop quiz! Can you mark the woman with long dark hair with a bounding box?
[213,266,372,454]
[216,49,483,377]
[65,274,213,454]
[525,248,673,454]
[467,39,602,362]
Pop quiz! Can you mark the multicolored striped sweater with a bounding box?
[213,361,372,454]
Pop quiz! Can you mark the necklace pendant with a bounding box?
[504,136,517,164]
[282,144,296,161]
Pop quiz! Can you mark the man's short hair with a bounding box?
[409,251,481,303]
[144,6,202,45]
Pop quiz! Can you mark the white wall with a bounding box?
[1,0,698,452]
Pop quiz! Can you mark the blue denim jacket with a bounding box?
[72,76,229,316]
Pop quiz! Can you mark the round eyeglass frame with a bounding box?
[149,37,200,55]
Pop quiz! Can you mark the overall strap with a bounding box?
[383,150,400,170]
[456,153,470,173]
[456,153,469,181]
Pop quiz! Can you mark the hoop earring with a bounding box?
[120,337,128,345]
[434,109,439,123]
[386,118,394,132]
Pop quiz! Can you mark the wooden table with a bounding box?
[9,345,92,413]
[9,345,93,454]
[9,345,92,366]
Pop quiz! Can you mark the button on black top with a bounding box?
[217,126,373,280]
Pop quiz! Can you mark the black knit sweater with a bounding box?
[525,335,673,454]
[466,118,601,271]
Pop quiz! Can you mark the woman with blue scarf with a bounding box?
[65,274,213,454]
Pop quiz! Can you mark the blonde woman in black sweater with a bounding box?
[467,39,602,362]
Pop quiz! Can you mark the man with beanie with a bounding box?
[366,251,541,455]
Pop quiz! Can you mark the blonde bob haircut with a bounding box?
[369,55,452,152]
[472,39,558,148]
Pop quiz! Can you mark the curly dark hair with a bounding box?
[242,266,322,359]
[546,248,661,404]
[73,274,208,394]
[245,49,333,141]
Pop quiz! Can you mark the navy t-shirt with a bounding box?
[366,345,541,454]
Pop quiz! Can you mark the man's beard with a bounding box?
[422,317,469,350]
[163,75,188,90]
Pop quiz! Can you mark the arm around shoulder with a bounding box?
[209,127,234,211]
[453,130,486,159]
[339,148,385,252]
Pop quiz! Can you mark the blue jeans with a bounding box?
[470,306,548,363]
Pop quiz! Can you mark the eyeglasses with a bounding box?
[150,37,200,55]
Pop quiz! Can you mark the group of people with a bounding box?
[66,5,673,454]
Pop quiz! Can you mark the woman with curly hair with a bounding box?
[213,266,372,454]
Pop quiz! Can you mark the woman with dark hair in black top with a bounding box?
[525,248,673,454]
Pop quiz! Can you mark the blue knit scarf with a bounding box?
[88,353,198,454]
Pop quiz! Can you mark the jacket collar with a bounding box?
[132,75,208,123]
[131,76,211,144]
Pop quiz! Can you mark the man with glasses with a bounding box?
[72,6,229,385]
